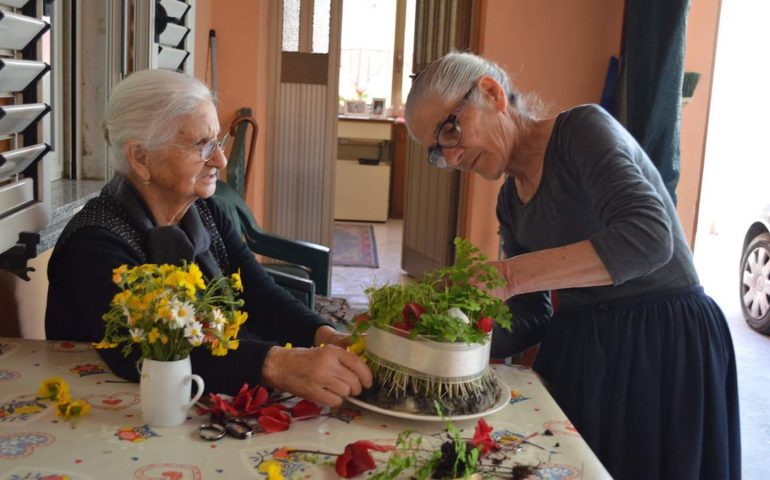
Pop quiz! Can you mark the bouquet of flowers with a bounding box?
[95,263,247,361]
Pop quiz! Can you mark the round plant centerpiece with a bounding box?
[352,238,512,416]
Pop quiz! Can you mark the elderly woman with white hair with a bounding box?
[45,70,371,405]
[404,52,740,480]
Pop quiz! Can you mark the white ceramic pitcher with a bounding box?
[139,357,204,427]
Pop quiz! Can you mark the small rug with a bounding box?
[332,223,379,268]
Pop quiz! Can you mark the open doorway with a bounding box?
[692,2,770,476]
[331,0,416,309]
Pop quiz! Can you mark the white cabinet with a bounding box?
[334,118,393,222]
[334,160,390,222]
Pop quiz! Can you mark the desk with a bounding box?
[0,338,611,479]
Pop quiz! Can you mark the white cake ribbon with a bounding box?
[365,326,491,379]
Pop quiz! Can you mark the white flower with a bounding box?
[129,328,145,343]
[184,320,205,347]
[210,308,226,332]
[446,307,470,324]
[169,298,196,329]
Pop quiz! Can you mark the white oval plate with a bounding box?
[346,377,511,422]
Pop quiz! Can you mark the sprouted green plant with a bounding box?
[353,237,512,344]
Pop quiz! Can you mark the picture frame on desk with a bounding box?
[344,99,367,115]
[372,98,386,116]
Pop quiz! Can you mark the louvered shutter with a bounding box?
[152,0,194,73]
[0,0,51,256]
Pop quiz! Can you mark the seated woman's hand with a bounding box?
[313,325,353,348]
[260,344,373,407]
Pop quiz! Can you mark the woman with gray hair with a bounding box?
[405,52,739,479]
[45,70,371,405]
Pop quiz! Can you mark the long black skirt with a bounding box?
[534,286,740,480]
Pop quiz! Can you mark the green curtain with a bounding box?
[614,0,690,204]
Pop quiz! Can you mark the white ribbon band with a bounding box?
[365,326,491,378]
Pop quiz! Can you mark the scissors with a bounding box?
[198,415,255,441]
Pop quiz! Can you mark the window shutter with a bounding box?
[153,0,195,74]
[0,0,51,259]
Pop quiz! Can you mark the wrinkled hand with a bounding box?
[261,344,372,407]
[314,325,353,348]
[472,259,516,300]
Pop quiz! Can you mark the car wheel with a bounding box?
[739,232,770,334]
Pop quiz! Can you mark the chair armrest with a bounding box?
[211,180,332,296]
[264,267,316,310]
[246,232,331,296]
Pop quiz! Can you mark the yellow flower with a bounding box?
[233,310,248,326]
[38,377,70,402]
[111,290,131,306]
[223,323,240,340]
[55,401,71,418]
[159,264,176,276]
[284,342,293,349]
[68,399,91,418]
[92,340,118,349]
[55,399,91,427]
[228,339,239,351]
[160,334,169,344]
[112,264,128,284]
[188,263,206,290]
[231,269,243,292]
[147,328,160,344]
[211,340,228,356]
[259,460,285,480]
[347,336,367,355]
[155,298,172,322]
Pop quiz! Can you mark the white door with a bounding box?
[265,0,342,248]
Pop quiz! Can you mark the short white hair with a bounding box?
[102,69,214,174]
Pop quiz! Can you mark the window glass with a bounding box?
[401,0,416,108]
[312,0,330,54]
[339,0,396,110]
[282,0,301,52]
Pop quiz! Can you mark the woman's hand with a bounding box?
[260,344,372,407]
[473,259,517,300]
[314,325,353,348]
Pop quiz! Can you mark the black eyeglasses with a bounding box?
[427,86,475,169]
[168,133,231,163]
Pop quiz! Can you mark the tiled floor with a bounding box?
[331,222,770,478]
[331,219,408,311]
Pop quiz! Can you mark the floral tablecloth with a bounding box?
[0,337,611,479]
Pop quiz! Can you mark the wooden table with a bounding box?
[0,337,611,479]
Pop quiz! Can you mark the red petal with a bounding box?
[470,418,499,455]
[258,406,291,433]
[290,399,322,419]
[334,440,392,478]
[243,385,269,416]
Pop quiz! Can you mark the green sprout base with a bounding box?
[358,351,500,416]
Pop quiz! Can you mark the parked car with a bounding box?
[739,204,770,334]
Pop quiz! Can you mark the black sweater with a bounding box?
[45,192,329,395]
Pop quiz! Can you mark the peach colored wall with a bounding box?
[465,0,624,257]
[678,0,721,249]
[194,0,269,225]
